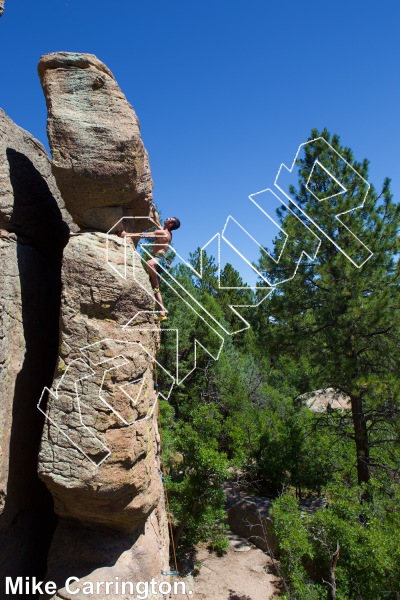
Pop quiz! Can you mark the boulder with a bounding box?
[298,388,351,413]
[227,495,278,555]
[38,52,154,232]
[225,483,327,556]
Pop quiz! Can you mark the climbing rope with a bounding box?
[154,358,191,600]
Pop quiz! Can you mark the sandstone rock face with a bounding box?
[1,65,169,598]
[0,110,71,593]
[38,233,169,597]
[38,53,154,232]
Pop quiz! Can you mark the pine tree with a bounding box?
[256,129,400,488]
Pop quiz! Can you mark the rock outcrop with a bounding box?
[225,484,327,556]
[0,109,71,594]
[39,236,161,528]
[38,52,154,232]
[0,53,169,599]
[38,233,169,598]
[0,2,4,17]
[0,108,75,239]
[298,388,351,413]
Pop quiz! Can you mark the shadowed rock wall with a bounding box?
[0,108,71,596]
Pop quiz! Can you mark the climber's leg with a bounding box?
[146,258,159,289]
[146,258,167,320]
[153,288,167,321]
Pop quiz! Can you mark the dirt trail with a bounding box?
[172,532,281,600]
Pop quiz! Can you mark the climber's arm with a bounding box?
[121,230,164,239]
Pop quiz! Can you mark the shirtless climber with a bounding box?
[121,206,181,322]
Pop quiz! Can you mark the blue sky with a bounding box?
[1,0,399,282]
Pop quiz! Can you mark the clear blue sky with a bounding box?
[1,0,399,281]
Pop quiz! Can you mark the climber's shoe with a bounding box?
[153,287,160,294]
[156,315,168,322]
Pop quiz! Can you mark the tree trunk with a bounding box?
[350,395,370,486]
[326,541,340,600]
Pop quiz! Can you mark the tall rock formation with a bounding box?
[38,233,169,598]
[0,108,72,594]
[38,52,154,232]
[0,53,169,599]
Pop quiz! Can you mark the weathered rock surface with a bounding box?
[0,237,59,592]
[38,52,154,232]
[0,67,169,598]
[38,233,169,597]
[0,110,72,595]
[298,387,351,413]
[45,503,169,600]
[0,108,76,240]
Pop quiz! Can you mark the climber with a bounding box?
[121,207,181,322]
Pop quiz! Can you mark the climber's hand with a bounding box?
[150,203,162,228]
